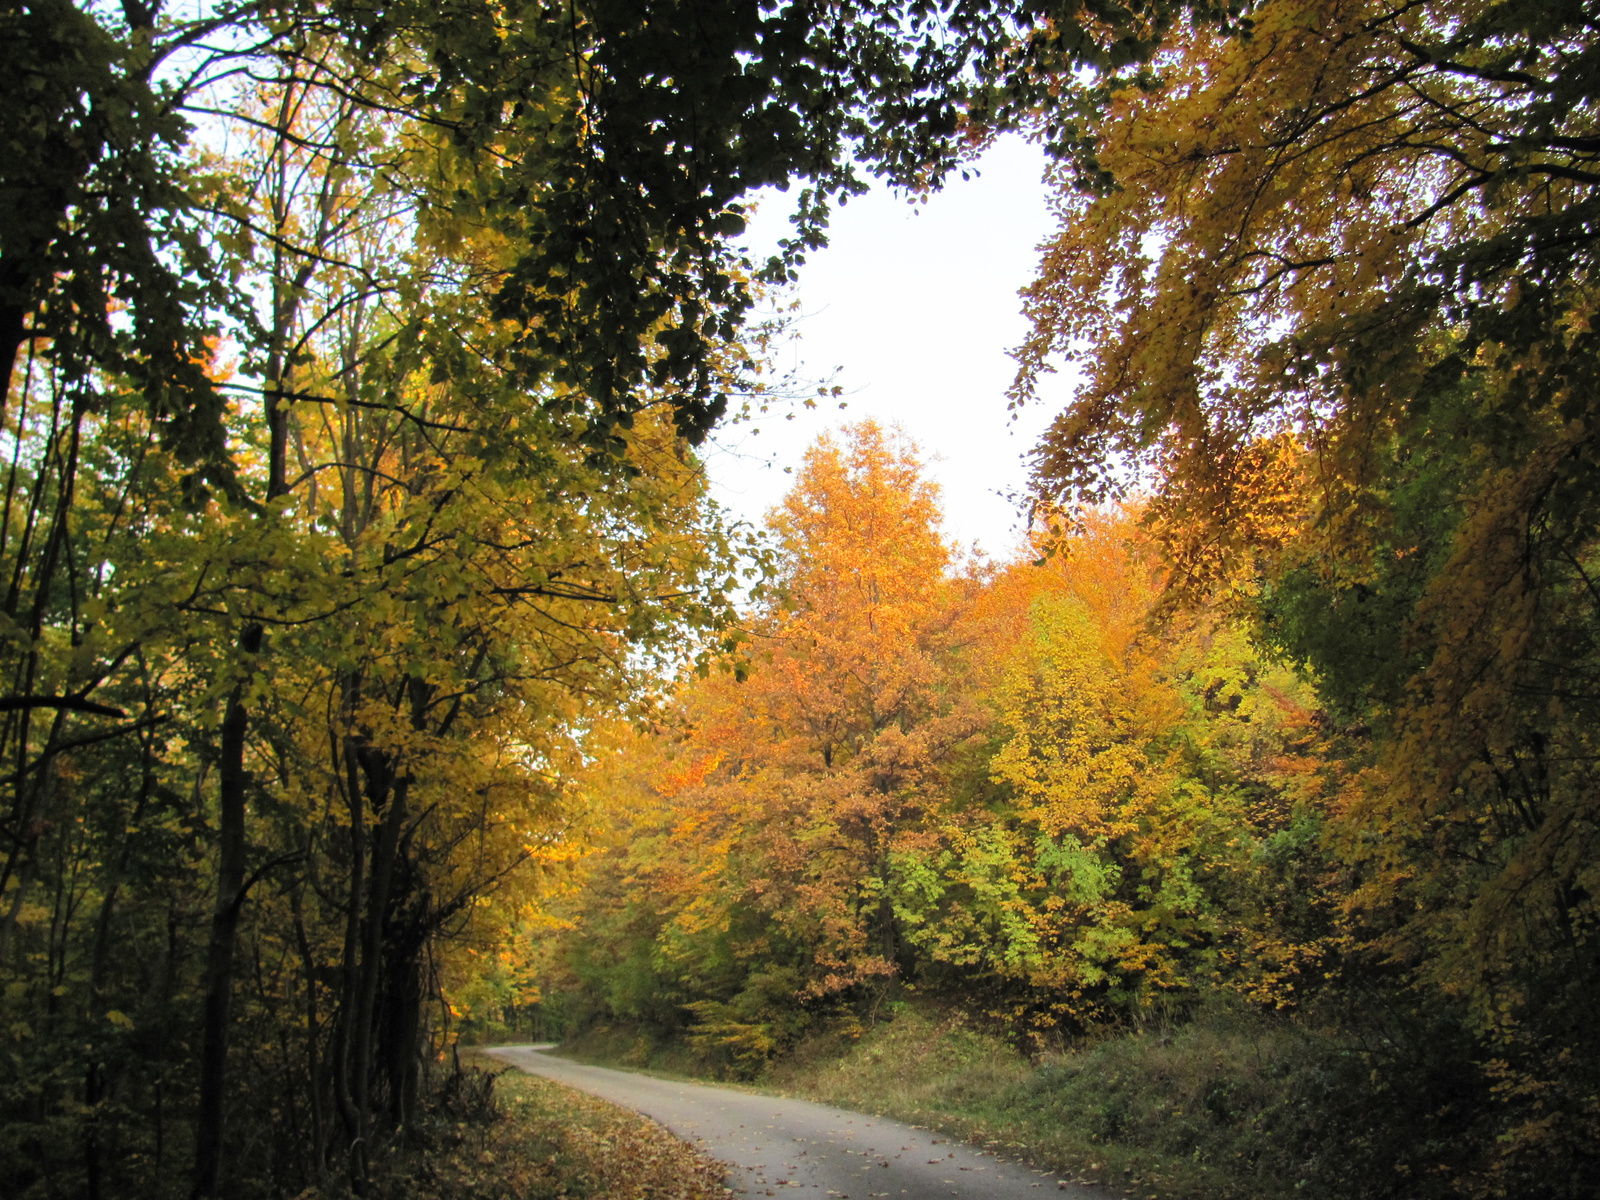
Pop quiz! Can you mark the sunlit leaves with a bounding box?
[547,478,1337,1053]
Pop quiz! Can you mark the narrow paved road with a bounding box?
[486,1044,1111,1200]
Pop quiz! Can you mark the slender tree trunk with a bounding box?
[191,623,261,1200]
[84,1058,103,1200]
[334,729,367,1186]
[0,851,35,966]
[85,879,123,1200]
[82,741,154,1194]
[189,191,295,1190]
[290,891,327,1186]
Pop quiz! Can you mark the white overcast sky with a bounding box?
[701,134,1076,561]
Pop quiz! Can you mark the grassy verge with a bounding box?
[356,1050,732,1200]
[774,1003,1363,1200]
[557,1001,1376,1200]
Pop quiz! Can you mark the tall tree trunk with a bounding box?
[85,819,135,1200]
[290,891,327,1187]
[334,727,367,1186]
[384,911,424,1133]
[189,200,295,1192]
[191,625,261,1200]
[352,764,408,1181]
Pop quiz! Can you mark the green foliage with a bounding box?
[761,997,1492,1200]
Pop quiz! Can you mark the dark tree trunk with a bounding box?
[0,301,27,417]
[353,768,408,1160]
[191,625,262,1200]
[333,730,367,1186]
[379,877,426,1134]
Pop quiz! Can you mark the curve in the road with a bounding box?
[486,1044,1113,1200]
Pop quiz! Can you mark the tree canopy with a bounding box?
[1011,0,1600,1188]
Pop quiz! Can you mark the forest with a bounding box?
[3,0,1598,1197]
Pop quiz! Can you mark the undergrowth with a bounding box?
[554,1023,719,1081]
[558,998,1471,1200]
[761,999,1477,1200]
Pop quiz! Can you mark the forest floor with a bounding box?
[428,1049,732,1200]
[547,1001,1358,1200]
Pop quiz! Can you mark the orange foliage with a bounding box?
[550,472,1341,1055]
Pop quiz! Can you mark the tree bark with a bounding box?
[352,765,408,1170]
[190,624,261,1200]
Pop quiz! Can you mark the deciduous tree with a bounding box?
[1012,0,1600,1184]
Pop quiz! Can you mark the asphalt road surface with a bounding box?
[486,1044,1112,1200]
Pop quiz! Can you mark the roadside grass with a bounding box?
[758,1001,1376,1200]
[357,1050,732,1200]
[555,1001,1378,1200]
